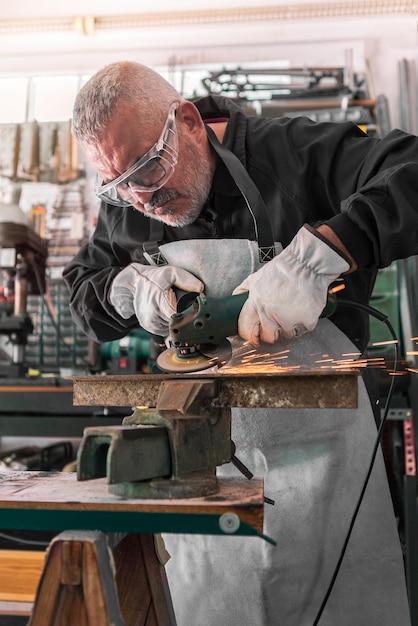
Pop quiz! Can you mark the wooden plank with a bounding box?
[0,472,264,534]
[113,534,151,625]
[113,534,176,626]
[140,534,176,626]
[82,535,123,626]
[0,550,45,602]
[27,541,61,624]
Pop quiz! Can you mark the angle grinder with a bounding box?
[156,291,248,372]
[156,289,338,373]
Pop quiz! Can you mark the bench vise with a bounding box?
[75,369,357,499]
[77,378,236,499]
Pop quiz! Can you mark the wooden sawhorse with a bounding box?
[30,531,173,626]
[0,471,265,626]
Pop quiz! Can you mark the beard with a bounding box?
[142,139,212,227]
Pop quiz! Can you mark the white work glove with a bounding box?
[232,225,350,346]
[110,263,204,336]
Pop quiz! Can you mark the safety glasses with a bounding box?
[94,102,179,207]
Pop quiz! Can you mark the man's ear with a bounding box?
[176,101,205,140]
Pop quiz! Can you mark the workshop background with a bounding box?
[0,0,417,623]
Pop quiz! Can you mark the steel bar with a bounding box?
[73,371,358,410]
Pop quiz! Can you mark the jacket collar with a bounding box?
[194,95,248,167]
[193,95,248,197]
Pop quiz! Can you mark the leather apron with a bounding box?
[157,250,410,626]
[146,130,411,625]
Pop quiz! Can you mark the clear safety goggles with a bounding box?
[94,102,179,207]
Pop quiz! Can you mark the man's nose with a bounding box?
[127,185,154,205]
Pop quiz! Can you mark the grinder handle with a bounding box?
[169,288,337,348]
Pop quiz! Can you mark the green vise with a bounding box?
[77,378,232,499]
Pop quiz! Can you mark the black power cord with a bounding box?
[312,299,400,625]
[0,530,50,548]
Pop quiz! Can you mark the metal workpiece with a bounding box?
[73,370,358,410]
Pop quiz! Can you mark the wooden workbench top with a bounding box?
[0,471,265,535]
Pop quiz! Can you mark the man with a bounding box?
[64,61,416,625]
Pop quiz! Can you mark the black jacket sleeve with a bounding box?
[272,121,418,268]
[62,208,140,342]
[327,130,418,268]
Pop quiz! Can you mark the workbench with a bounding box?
[0,471,265,625]
[0,368,358,625]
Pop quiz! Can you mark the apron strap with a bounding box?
[142,220,169,265]
[206,126,275,263]
[142,125,276,266]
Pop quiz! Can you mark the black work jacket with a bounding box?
[63,96,418,350]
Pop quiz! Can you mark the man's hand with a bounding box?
[110,263,204,336]
[232,225,351,346]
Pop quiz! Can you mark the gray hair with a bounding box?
[72,61,181,144]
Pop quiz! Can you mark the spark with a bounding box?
[245,349,290,360]
[219,337,403,376]
[240,348,257,356]
[406,351,418,356]
[332,360,368,368]
[371,339,398,347]
[242,353,287,362]
[221,362,302,374]
[329,283,346,294]
[363,357,387,365]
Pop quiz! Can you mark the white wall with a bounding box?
[0,3,415,130]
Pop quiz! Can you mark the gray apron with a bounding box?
[152,238,411,626]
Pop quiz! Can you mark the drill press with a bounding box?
[0,208,48,377]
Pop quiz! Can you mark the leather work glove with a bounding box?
[110,263,204,336]
[232,225,351,346]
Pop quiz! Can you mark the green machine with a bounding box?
[100,328,153,374]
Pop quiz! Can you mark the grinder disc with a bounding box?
[156,347,216,373]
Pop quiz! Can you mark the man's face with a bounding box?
[87,102,213,227]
